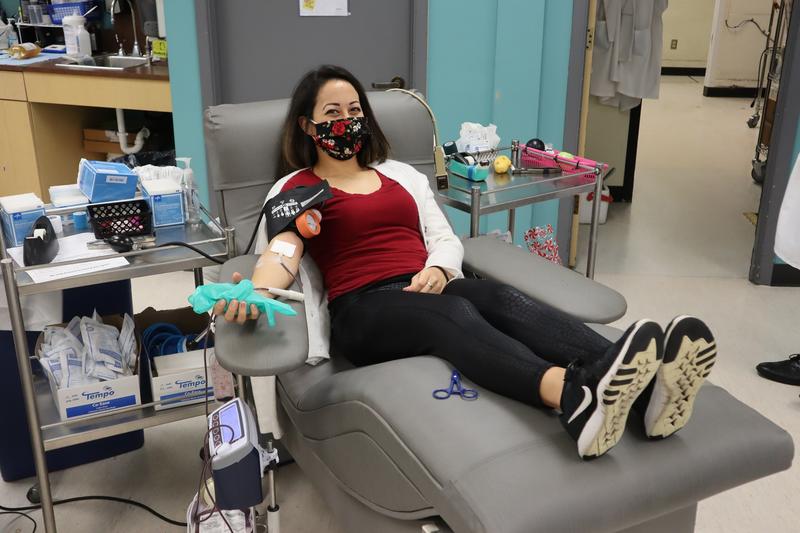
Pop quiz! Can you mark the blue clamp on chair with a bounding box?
[204,90,793,533]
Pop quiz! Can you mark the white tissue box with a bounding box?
[150,349,214,411]
[36,314,142,421]
[0,193,45,247]
[49,184,89,208]
[135,306,215,410]
[140,177,184,228]
[49,376,141,420]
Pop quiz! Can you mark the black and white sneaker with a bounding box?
[560,319,663,459]
[643,316,716,439]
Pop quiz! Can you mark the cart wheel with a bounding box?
[27,483,41,505]
[747,115,759,128]
[752,167,765,184]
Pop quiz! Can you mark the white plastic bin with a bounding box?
[579,187,612,224]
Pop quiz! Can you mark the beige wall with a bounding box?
[662,0,716,68]
[704,0,774,87]
[585,96,630,188]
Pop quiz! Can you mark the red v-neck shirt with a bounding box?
[280,169,428,301]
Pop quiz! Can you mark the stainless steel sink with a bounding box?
[56,54,148,71]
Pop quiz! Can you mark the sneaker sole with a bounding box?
[578,320,662,459]
[645,315,716,439]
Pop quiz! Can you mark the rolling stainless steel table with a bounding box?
[0,207,235,533]
[438,164,606,279]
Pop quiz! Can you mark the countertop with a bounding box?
[0,56,169,81]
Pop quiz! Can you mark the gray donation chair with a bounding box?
[204,90,794,533]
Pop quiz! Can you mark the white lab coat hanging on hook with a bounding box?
[590,0,669,111]
[774,154,800,269]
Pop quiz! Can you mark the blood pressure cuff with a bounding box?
[264,181,333,241]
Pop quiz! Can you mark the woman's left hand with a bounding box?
[403,267,448,294]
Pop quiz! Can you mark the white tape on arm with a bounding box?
[270,240,297,258]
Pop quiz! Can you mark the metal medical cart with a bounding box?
[438,143,607,279]
[0,203,235,533]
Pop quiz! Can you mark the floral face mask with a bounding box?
[309,116,369,160]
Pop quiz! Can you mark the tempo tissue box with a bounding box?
[0,193,46,247]
[78,159,139,203]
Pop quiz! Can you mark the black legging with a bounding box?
[329,276,613,407]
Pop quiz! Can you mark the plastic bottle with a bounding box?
[0,10,10,50]
[8,42,40,59]
[6,19,19,49]
[177,157,201,224]
[62,13,91,58]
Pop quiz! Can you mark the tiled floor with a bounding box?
[580,76,799,533]
[2,77,797,532]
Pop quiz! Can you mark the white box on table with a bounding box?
[49,375,141,421]
[135,306,215,410]
[150,349,214,411]
[36,314,142,421]
[140,178,185,227]
[0,193,45,247]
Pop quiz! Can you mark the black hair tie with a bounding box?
[431,265,452,282]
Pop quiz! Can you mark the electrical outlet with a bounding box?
[670,39,678,50]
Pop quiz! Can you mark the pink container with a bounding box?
[520,145,607,175]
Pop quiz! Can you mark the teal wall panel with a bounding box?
[427,0,574,243]
[772,117,800,265]
[163,0,210,206]
[153,0,575,236]
[426,0,497,143]
[0,0,18,18]
[794,116,800,161]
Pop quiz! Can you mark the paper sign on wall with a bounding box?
[299,0,349,17]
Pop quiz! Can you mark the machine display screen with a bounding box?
[218,403,243,443]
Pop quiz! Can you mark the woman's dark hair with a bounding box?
[277,65,391,177]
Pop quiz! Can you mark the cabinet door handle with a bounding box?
[372,76,406,90]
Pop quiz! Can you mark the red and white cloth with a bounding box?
[524,224,561,265]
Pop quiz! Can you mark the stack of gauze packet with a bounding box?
[38,312,137,389]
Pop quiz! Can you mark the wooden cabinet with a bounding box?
[0,99,42,198]
[0,71,27,101]
[0,68,171,201]
[24,72,171,112]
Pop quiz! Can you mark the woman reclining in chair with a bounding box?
[215,65,717,459]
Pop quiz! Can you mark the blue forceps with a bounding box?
[433,370,479,400]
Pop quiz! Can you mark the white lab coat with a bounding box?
[774,154,800,270]
[590,0,668,110]
[249,159,465,436]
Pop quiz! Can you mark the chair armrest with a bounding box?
[461,236,627,324]
[213,255,309,376]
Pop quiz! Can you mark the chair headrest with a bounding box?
[204,90,436,193]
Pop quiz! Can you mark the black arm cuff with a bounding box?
[264,181,333,241]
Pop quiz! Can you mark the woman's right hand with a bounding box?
[212,272,261,325]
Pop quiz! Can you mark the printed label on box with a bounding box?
[53,375,141,420]
[2,208,46,246]
[148,192,184,227]
[106,175,127,183]
[151,361,215,410]
[66,395,137,417]
[160,386,214,404]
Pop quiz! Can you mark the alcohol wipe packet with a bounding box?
[81,318,126,374]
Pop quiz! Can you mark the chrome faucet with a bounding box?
[110,0,141,56]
